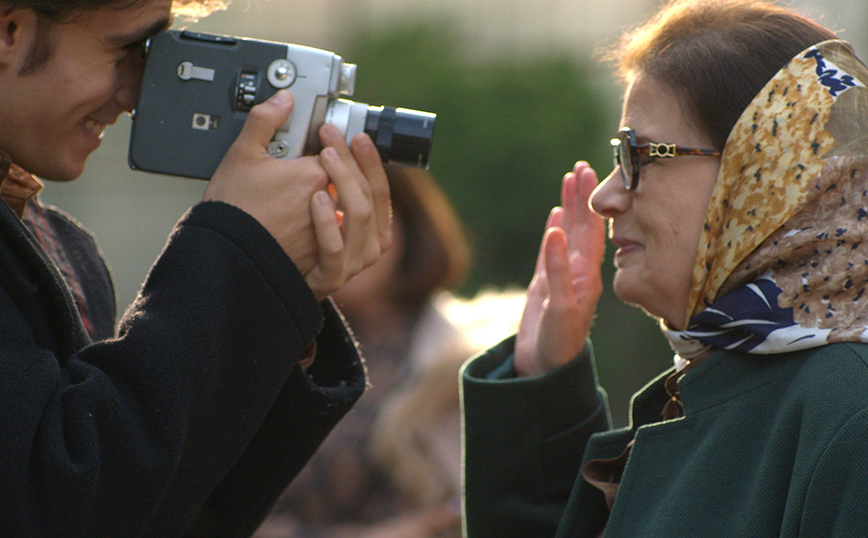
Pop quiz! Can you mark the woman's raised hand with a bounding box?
[514,162,606,377]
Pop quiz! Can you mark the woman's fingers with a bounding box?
[565,162,606,266]
[515,164,606,377]
[539,226,589,369]
[532,206,564,278]
[579,165,607,263]
[544,227,574,311]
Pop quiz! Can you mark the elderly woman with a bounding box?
[461,0,868,536]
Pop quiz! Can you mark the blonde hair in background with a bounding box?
[172,0,228,21]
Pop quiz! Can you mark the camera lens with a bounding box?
[364,106,436,168]
[318,100,436,169]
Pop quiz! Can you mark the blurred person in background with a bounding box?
[0,0,391,535]
[255,166,479,538]
[461,0,868,536]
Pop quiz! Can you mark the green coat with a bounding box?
[461,337,868,537]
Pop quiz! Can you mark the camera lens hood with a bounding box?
[365,106,436,168]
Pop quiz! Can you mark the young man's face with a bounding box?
[0,0,172,181]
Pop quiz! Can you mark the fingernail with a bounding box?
[270,90,291,105]
[355,132,374,149]
[321,123,341,138]
[314,191,331,205]
[322,147,338,160]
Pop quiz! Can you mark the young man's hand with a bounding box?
[203,90,391,301]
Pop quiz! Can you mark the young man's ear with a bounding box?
[0,7,39,68]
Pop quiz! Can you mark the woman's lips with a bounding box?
[611,236,642,264]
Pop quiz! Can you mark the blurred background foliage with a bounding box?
[340,20,673,424]
[346,20,606,292]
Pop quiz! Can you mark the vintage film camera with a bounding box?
[128,30,436,180]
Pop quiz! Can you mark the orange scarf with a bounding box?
[0,151,43,218]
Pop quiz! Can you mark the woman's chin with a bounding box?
[612,273,686,327]
[611,271,642,308]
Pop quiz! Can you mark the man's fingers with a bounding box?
[235,90,294,150]
[319,147,374,264]
[319,123,365,180]
[352,133,391,249]
[306,124,390,297]
[305,191,345,300]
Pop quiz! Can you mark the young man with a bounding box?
[0,0,391,536]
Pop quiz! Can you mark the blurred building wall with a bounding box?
[189,0,867,61]
[191,0,864,60]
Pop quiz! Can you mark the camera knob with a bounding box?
[267,59,297,89]
[267,140,290,158]
[338,63,357,96]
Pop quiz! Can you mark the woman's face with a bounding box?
[590,73,722,329]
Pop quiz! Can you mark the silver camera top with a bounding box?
[129,30,435,179]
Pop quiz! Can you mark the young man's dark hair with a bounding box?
[6,0,224,73]
[4,0,224,20]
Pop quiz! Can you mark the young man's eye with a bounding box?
[123,40,147,57]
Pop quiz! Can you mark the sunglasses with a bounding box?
[611,127,722,190]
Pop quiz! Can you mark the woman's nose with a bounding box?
[590,168,631,218]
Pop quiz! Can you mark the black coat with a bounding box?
[0,199,365,537]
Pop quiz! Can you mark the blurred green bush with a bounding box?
[345,21,609,293]
[343,20,673,425]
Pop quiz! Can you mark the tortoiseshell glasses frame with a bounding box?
[611,127,722,190]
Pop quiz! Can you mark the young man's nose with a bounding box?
[115,53,146,113]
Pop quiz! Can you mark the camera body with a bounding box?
[129,30,435,180]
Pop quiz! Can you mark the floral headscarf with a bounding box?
[664,40,868,360]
